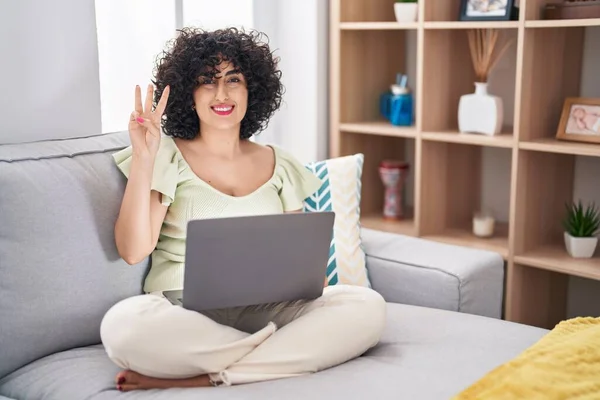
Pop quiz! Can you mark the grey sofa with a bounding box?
[0,131,547,400]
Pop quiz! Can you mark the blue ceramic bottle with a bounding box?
[380,73,413,126]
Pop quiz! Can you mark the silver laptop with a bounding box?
[163,211,335,312]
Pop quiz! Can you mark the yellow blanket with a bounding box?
[454,317,600,400]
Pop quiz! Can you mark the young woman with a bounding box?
[100,27,386,392]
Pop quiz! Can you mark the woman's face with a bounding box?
[193,61,248,132]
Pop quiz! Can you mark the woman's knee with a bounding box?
[350,287,386,348]
[324,284,386,308]
[353,286,386,321]
[100,294,166,358]
[325,285,387,336]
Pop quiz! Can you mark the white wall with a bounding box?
[95,0,176,134]
[253,0,329,164]
[0,0,102,144]
[183,0,253,30]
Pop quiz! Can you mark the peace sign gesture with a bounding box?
[129,84,170,160]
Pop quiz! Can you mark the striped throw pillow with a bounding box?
[303,153,369,288]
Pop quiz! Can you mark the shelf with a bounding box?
[423,225,510,259]
[519,138,600,157]
[423,21,519,29]
[340,134,414,222]
[422,131,514,148]
[525,19,600,28]
[419,140,511,255]
[340,22,418,30]
[515,245,600,281]
[340,122,417,138]
[421,29,517,134]
[338,30,412,133]
[331,0,599,330]
[519,27,584,142]
[361,214,416,236]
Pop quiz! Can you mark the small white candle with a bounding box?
[473,213,495,238]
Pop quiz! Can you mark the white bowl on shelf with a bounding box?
[394,2,418,23]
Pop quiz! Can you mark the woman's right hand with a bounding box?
[129,84,170,160]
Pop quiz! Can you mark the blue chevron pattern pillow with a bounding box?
[303,153,369,287]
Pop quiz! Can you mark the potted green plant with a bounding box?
[563,200,600,258]
[395,0,418,23]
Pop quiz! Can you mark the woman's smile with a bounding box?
[211,104,235,116]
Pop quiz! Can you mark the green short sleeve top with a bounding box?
[112,136,323,293]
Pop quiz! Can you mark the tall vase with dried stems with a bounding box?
[458,29,513,136]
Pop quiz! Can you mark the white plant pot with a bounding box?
[394,3,418,23]
[564,232,598,258]
[458,82,503,136]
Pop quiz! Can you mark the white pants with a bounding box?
[100,285,386,386]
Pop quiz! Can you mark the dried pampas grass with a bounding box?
[467,29,514,83]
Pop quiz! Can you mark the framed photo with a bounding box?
[556,97,600,144]
[459,0,515,21]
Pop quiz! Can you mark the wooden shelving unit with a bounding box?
[329,0,600,329]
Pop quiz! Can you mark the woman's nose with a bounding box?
[215,81,229,102]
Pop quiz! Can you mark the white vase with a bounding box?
[458,82,503,136]
[564,232,598,258]
[394,3,418,23]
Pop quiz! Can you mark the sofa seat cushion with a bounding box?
[0,304,546,400]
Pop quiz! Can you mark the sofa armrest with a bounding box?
[361,228,504,319]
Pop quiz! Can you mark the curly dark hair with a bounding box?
[152,27,284,140]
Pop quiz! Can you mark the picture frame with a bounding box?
[556,97,600,144]
[459,0,516,21]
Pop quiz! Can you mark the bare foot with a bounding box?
[115,370,212,391]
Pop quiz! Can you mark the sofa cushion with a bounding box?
[0,303,547,400]
[0,132,147,379]
[304,154,369,287]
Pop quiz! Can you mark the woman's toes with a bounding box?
[118,383,137,392]
[115,370,127,385]
[115,370,141,386]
